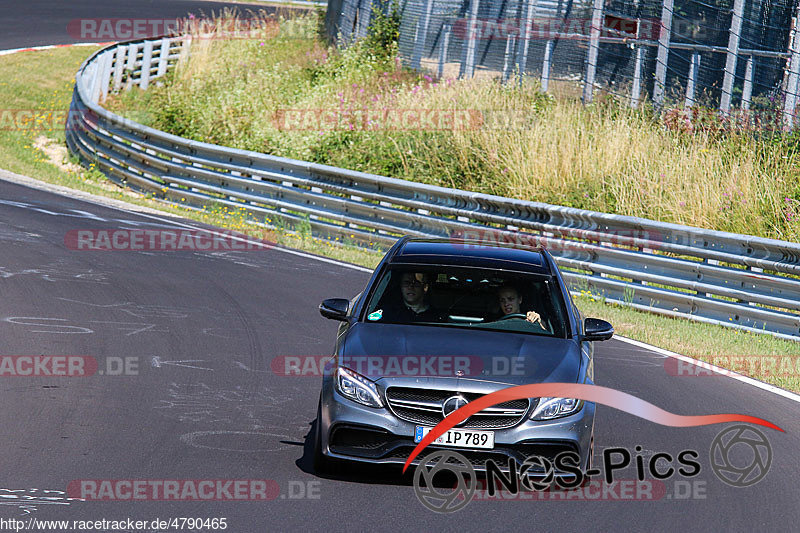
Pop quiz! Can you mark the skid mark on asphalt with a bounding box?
[151,357,213,371]
[0,266,108,284]
[2,317,166,336]
[0,488,83,516]
[155,382,306,452]
[0,227,41,243]
[56,298,192,319]
[2,317,94,334]
[179,430,296,453]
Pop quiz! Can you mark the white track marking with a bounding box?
[0,42,112,56]
[614,335,800,404]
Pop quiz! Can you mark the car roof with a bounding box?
[388,238,551,275]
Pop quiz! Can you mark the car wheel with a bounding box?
[313,399,342,475]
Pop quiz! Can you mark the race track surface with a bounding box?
[0,2,798,530]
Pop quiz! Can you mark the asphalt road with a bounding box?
[1,1,799,530]
[0,176,798,532]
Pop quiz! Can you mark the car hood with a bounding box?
[339,322,582,387]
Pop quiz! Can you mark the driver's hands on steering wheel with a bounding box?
[526,311,543,327]
[497,311,546,330]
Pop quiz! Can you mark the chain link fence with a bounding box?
[325,0,800,128]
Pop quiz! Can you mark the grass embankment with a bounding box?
[0,44,382,266]
[0,14,798,392]
[106,11,800,242]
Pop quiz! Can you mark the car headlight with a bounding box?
[530,397,583,420]
[335,366,384,408]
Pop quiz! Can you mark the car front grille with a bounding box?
[385,387,531,429]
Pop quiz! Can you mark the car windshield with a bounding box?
[362,266,569,337]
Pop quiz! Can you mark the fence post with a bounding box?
[156,37,170,79]
[541,39,554,92]
[720,0,745,114]
[438,25,451,79]
[461,0,480,78]
[653,0,674,108]
[685,51,700,108]
[783,4,800,130]
[741,55,754,111]
[99,50,113,102]
[502,35,517,83]
[411,0,434,70]
[630,45,644,108]
[582,0,605,104]
[357,0,372,40]
[112,45,126,92]
[88,62,101,104]
[125,43,138,90]
[140,40,153,90]
[515,0,538,86]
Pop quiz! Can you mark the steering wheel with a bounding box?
[497,313,527,321]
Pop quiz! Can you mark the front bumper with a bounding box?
[319,385,595,473]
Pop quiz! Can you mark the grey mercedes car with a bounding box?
[314,237,613,476]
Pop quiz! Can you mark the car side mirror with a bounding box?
[320,298,350,321]
[582,318,614,341]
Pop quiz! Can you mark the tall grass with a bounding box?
[106,10,800,242]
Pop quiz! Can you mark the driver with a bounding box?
[495,285,545,328]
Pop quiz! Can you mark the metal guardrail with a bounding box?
[66,36,800,341]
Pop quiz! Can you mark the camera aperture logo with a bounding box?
[710,425,772,488]
[413,451,477,513]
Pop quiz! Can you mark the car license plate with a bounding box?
[414,426,494,449]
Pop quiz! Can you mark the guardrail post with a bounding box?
[502,35,516,83]
[541,39,553,92]
[140,40,153,90]
[582,0,605,104]
[741,55,754,111]
[653,0,674,108]
[438,25,451,79]
[515,0,538,87]
[411,0,434,70]
[112,45,125,92]
[630,45,644,108]
[783,3,800,130]
[461,0,480,78]
[720,0,745,114]
[684,51,700,108]
[125,43,138,90]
